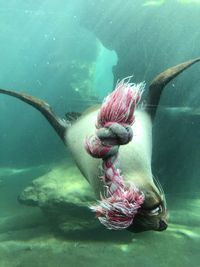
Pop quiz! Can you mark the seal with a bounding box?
[0,57,200,232]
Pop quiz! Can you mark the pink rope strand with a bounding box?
[85,78,145,230]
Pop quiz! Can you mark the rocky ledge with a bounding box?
[18,160,99,232]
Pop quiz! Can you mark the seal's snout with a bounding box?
[158,220,168,231]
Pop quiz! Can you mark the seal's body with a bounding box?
[0,57,199,232]
[66,109,152,197]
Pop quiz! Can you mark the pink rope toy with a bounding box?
[85,77,145,230]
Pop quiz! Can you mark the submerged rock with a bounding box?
[18,161,99,232]
[18,160,200,234]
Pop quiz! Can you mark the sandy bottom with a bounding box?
[0,161,199,267]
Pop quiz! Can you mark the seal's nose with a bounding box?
[158,220,168,231]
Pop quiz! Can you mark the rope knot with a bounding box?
[97,123,133,146]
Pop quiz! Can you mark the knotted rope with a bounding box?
[85,78,145,230]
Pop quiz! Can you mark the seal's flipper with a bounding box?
[0,88,68,142]
[146,57,200,120]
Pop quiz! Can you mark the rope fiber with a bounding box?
[85,78,145,230]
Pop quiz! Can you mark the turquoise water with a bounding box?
[0,1,200,266]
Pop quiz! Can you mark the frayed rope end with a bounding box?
[90,187,144,230]
[97,78,145,128]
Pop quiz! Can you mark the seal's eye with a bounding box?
[148,205,162,216]
[142,203,163,216]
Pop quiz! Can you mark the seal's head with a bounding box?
[127,179,168,232]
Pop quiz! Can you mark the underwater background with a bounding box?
[0,0,200,266]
